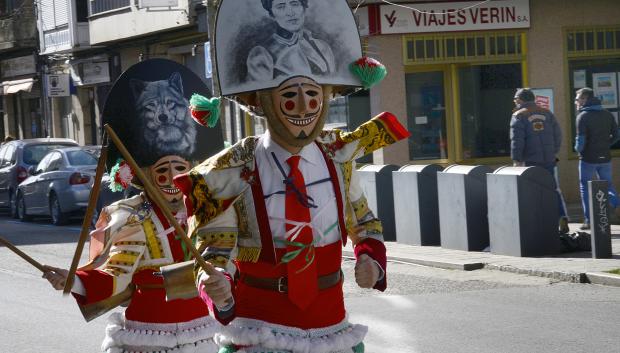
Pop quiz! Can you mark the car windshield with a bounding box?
[23,144,75,165]
[66,150,98,166]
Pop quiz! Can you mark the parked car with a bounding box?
[0,138,79,217]
[16,146,99,225]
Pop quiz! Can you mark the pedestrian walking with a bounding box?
[510,88,569,233]
[574,87,620,230]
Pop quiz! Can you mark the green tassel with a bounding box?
[352,342,365,353]
[217,346,237,353]
[108,158,126,192]
[349,57,387,89]
[190,94,220,127]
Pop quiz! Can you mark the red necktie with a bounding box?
[285,155,318,310]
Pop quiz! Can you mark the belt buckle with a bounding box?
[277,277,287,292]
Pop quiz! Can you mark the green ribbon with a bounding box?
[175,234,198,261]
[275,238,315,273]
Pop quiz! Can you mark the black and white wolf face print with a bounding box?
[130,72,197,157]
[102,58,224,169]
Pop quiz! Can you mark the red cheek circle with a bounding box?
[158,175,167,183]
[309,99,318,109]
[284,100,295,111]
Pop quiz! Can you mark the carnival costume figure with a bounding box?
[43,59,225,353]
[162,1,410,352]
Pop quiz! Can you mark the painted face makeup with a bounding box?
[149,155,191,203]
[271,76,323,140]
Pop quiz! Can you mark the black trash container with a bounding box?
[392,164,443,245]
[487,166,561,257]
[357,164,399,241]
[437,165,491,251]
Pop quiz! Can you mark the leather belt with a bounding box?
[241,270,342,293]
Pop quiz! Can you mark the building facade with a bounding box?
[354,0,620,202]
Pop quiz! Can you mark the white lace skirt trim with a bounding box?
[103,312,220,353]
[214,316,367,353]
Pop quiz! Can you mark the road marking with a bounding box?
[1,220,81,231]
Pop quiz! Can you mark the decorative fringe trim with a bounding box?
[102,312,221,353]
[236,247,261,263]
[214,318,367,353]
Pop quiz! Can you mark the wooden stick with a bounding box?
[0,236,46,272]
[103,125,216,275]
[63,135,109,294]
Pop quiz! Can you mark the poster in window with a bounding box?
[573,70,586,89]
[532,88,554,113]
[592,73,618,109]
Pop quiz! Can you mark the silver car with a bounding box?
[16,146,99,225]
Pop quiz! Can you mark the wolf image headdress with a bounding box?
[102,59,224,185]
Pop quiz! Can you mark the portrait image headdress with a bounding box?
[213,0,378,97]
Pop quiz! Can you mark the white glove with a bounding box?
[42,265,68,291]
[354,254,381,289]
[200,270,233,309]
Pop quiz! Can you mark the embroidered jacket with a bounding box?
[174,112,409,322]
[74,194,211,323]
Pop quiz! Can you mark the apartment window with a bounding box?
[404,31,525,65]
[89,0,130,16]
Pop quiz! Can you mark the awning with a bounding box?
[0,78,35,95]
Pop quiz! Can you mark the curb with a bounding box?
[585,272,620,287]
[345,252,620,287]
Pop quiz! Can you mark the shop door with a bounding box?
[405,69,450,162]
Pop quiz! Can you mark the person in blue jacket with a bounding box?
[510,88,568,233]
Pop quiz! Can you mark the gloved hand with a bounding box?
[354,254,380,289]
[200,268,233,309]
[42,265,68,290]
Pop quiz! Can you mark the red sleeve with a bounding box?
[198,273,236,324]
[354,238,387,291]
[73,269,114,305]
[174,173,194,216]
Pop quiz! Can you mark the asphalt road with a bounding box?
[1,213,619,353]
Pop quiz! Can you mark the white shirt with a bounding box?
[255,131,341,248]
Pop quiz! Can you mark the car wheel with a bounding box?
[9,191,18,219]
[50,193,69,226]
[16,192,32,222]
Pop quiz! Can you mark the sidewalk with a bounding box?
[345,223,620,287]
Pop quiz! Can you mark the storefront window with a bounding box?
[568,57,620,151]
[459,63,522,159]
[405,71,448,160]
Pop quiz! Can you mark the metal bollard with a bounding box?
[588,180,612,258]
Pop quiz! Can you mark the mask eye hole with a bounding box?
[174,165,187,172]
[155,167,168,174]
[305,90,319,97]
[282,92,296,98]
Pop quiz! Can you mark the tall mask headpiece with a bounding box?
[202,0,386,146]
[102,59,225,194]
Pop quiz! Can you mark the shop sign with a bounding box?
[46,74,70,97]
[1,55,37,79]
[379,0,530,34]
[70,59,110,86]
[139,0,178,7]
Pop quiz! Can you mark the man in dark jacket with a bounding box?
[510,88,568,232]
[574,87,620,230]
